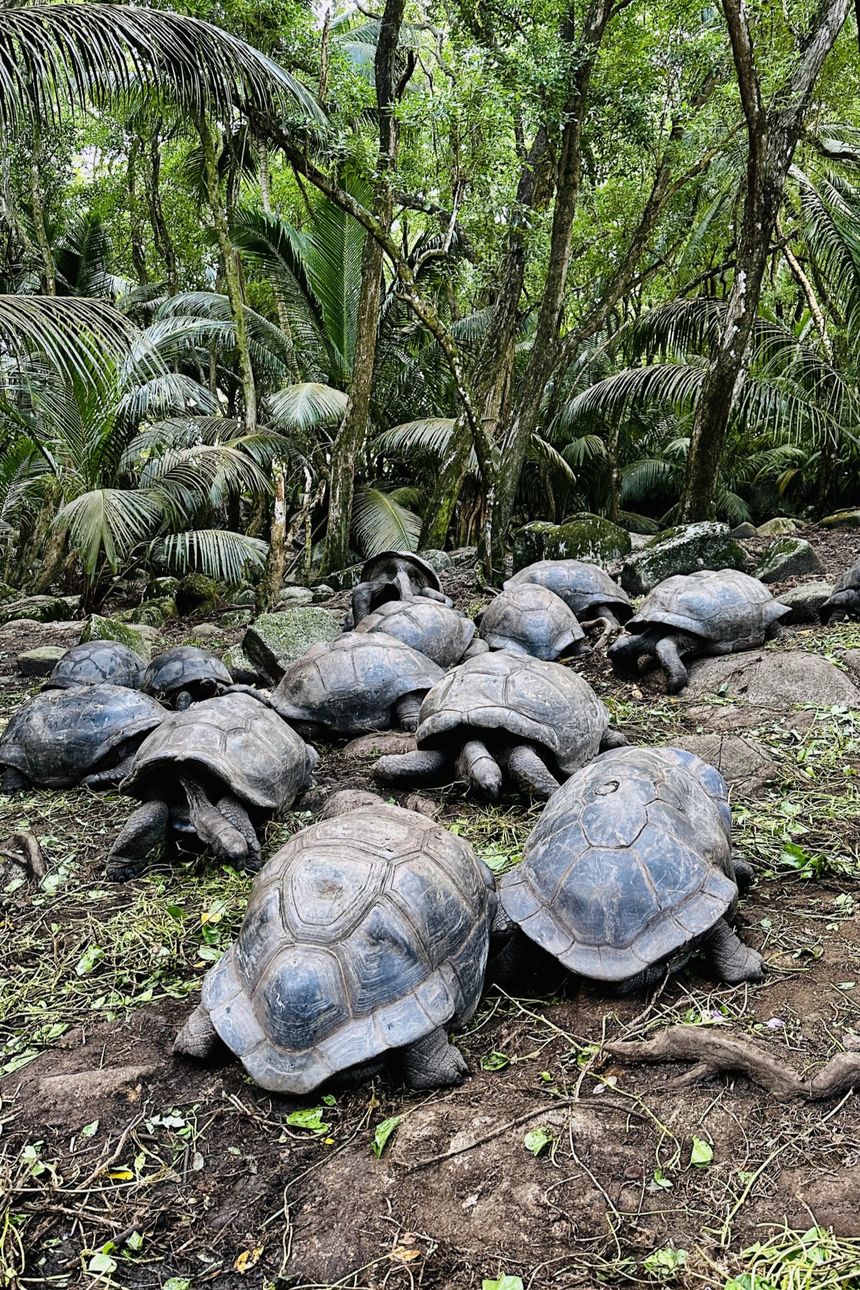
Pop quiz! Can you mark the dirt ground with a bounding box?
[2,525,860,1289]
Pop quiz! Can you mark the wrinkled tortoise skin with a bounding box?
[46,641,145,691]
[506,559,632,622]
[122,692,311,812]
[353,599,476,667]
[195,802,495,1092]
[0,684,163,788]
[501,746,737,982]
[479,584,584,659]
[624,569,789,654]
[415,651,610,776]
[274,632,443,735]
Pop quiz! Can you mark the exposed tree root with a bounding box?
[606,1025,860,1100]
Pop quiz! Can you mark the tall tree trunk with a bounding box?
[258,137,300,380]
[258,461,287,610]
[680,0,851,520]
[200,118,257,432]
[148,128,179,293]
[29,122,56,296]
[320,0,410,574]
[127,138,149,286]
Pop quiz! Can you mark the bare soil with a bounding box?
[1,527,860,1289]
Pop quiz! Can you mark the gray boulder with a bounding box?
[757,517,798,537]
[279,586,314,607]
[756,538,824,584]
[80,614,154,660]
[17,645,67,677]
[188,622,224,643]
[223,642,265,686]
[0,596,72,626]
[417,548,454,572]
[821,509,860,528]
[673,733,778,792]
[619,522,748,595]
[512,514,631,571]
[243,607,341,680]
[731,522,758,539]
[685,650,860,706]
[779,580,834,623]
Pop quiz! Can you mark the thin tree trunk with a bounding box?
[149,128,179,294]
[127,138,149,286]
[200,118,257,433]
[258,136,300,380]
[259,461,287,610]
[30,122,56,296]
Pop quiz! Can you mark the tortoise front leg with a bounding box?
[373,749,449,786]
[499,744,560,799]
[393,692,423,731]
[1,767,30,792]
[457,739,503,801]
[400,1026,468,1089]
[217,794,261,871]
[703,917,764,984]
[180,774,250,867]
[174,1003,221,1059]
[655,634,690,693]
[82,753,135,791]
[106,799,170,881]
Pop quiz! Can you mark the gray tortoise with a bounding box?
[506,559,633,629]
[498,746,763,991]
[0,684,163,791]
[479,584,586,660]
[353,597,485,668]
[374,651,623,801]
[351,550,452,624]
[107,692,316,880]
[609,569,790,693]
[141,646,232,710]
[820,558,860,623]
[45,641,146,691]
[174,793,498,1092]
[271,632,444,738]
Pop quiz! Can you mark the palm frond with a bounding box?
[154,529,268,582]
[264,382,348,430]
[0,295,137,384]
[352,486,421,557]
[58,486,162,573]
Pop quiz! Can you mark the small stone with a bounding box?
[342,731,418,758]
[840,651,860,685]
[731,522,758,539]
[417,548,453,572]
[220,609,253,628]
[620,522,748,595]
[145,576,179,599]
[243,608,341,680]
[779,580,834,623]
[17,645,67,677]
[189,622,223,642]
[757,517,798,537]
[80,614,153,660]
[232,587,257,607]
[756,538,824,584]
[312,585,336,602]
[821,509,860,528]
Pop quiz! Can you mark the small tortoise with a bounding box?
[498,745,763,991]
[820,558,860,623]
[45,641,145,691]
[506,559,633,629]
[609,569,790,693]
[374,651,624,801]
[107,692,316,880]
[478,584,586,660]
[141,646,232,709]
[174,793,499,1092]
[353,598,485,667]
[352,550,452,624]
[0,684,163,791]
[272,632,444,738]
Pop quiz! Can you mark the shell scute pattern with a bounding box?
[629,569,789,652]
[200,804,493,1092]
[354,599,475,666]
[501,747,738,981]
[479,584,584,659]
[506,559,632,620]
[142,646,231,702]
[47,641,145,690]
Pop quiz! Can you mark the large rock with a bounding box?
[757,517,798,537]
[243,608,341,680]
[175,573,221,617]
[756,538,823,584]
[619,522,747,595]
[685,650,860,706]
[512,514,631,572]
[673,733,778,792]
[821,509,860,528]
[418,548,453,572]
[779,580,834,623]
[17,645,67,677]
[279,586,314,607]
[0,595,72,626]
[222,643,265,685]
[80,614,154,661]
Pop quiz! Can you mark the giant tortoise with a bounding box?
[351,551,452,624]
[820,558,860,623]
[353,598,484,667]
[141,646,232,709]
[506,559,633,628]
[45,641,146,691]
[478,584,586,660]
[174,793,498,1092]
[608,569,790,692]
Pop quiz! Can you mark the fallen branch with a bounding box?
[606,1025,860,1100]
[0,831,47,884]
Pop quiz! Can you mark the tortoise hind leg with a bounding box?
[704,917,764,984]
[1,767,30,792]
[393,692,422,731]
[457,739,503,801]
[401,1026,468,1089]
[82,752,135,791]
[106,800,170,881]
[174,1003,221,1059]
[373,749,449,787]
[500,744,560,798]
[217,794,261,871]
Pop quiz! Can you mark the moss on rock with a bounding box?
[175,573,221,617]
[512,515,630,571]
[81,614,154,660]
[620,522,748,595]
[756,538,823,584]
[0,595,74,626]
[243,607,341,680]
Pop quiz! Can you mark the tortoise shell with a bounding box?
[46,641,146,691]
[626,570,789,653]
[0,684,164,788]
[501,746,737,982]
[506,559,632,622]
[141,646,232,704]
[122,692,312,811]
[820,558,860,619]
[479,584,584,659]
[358,550,442,594]
[197,802,495,1092]
[416,652,609,775]
[353,599,476,667]
[274,632,444,735]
